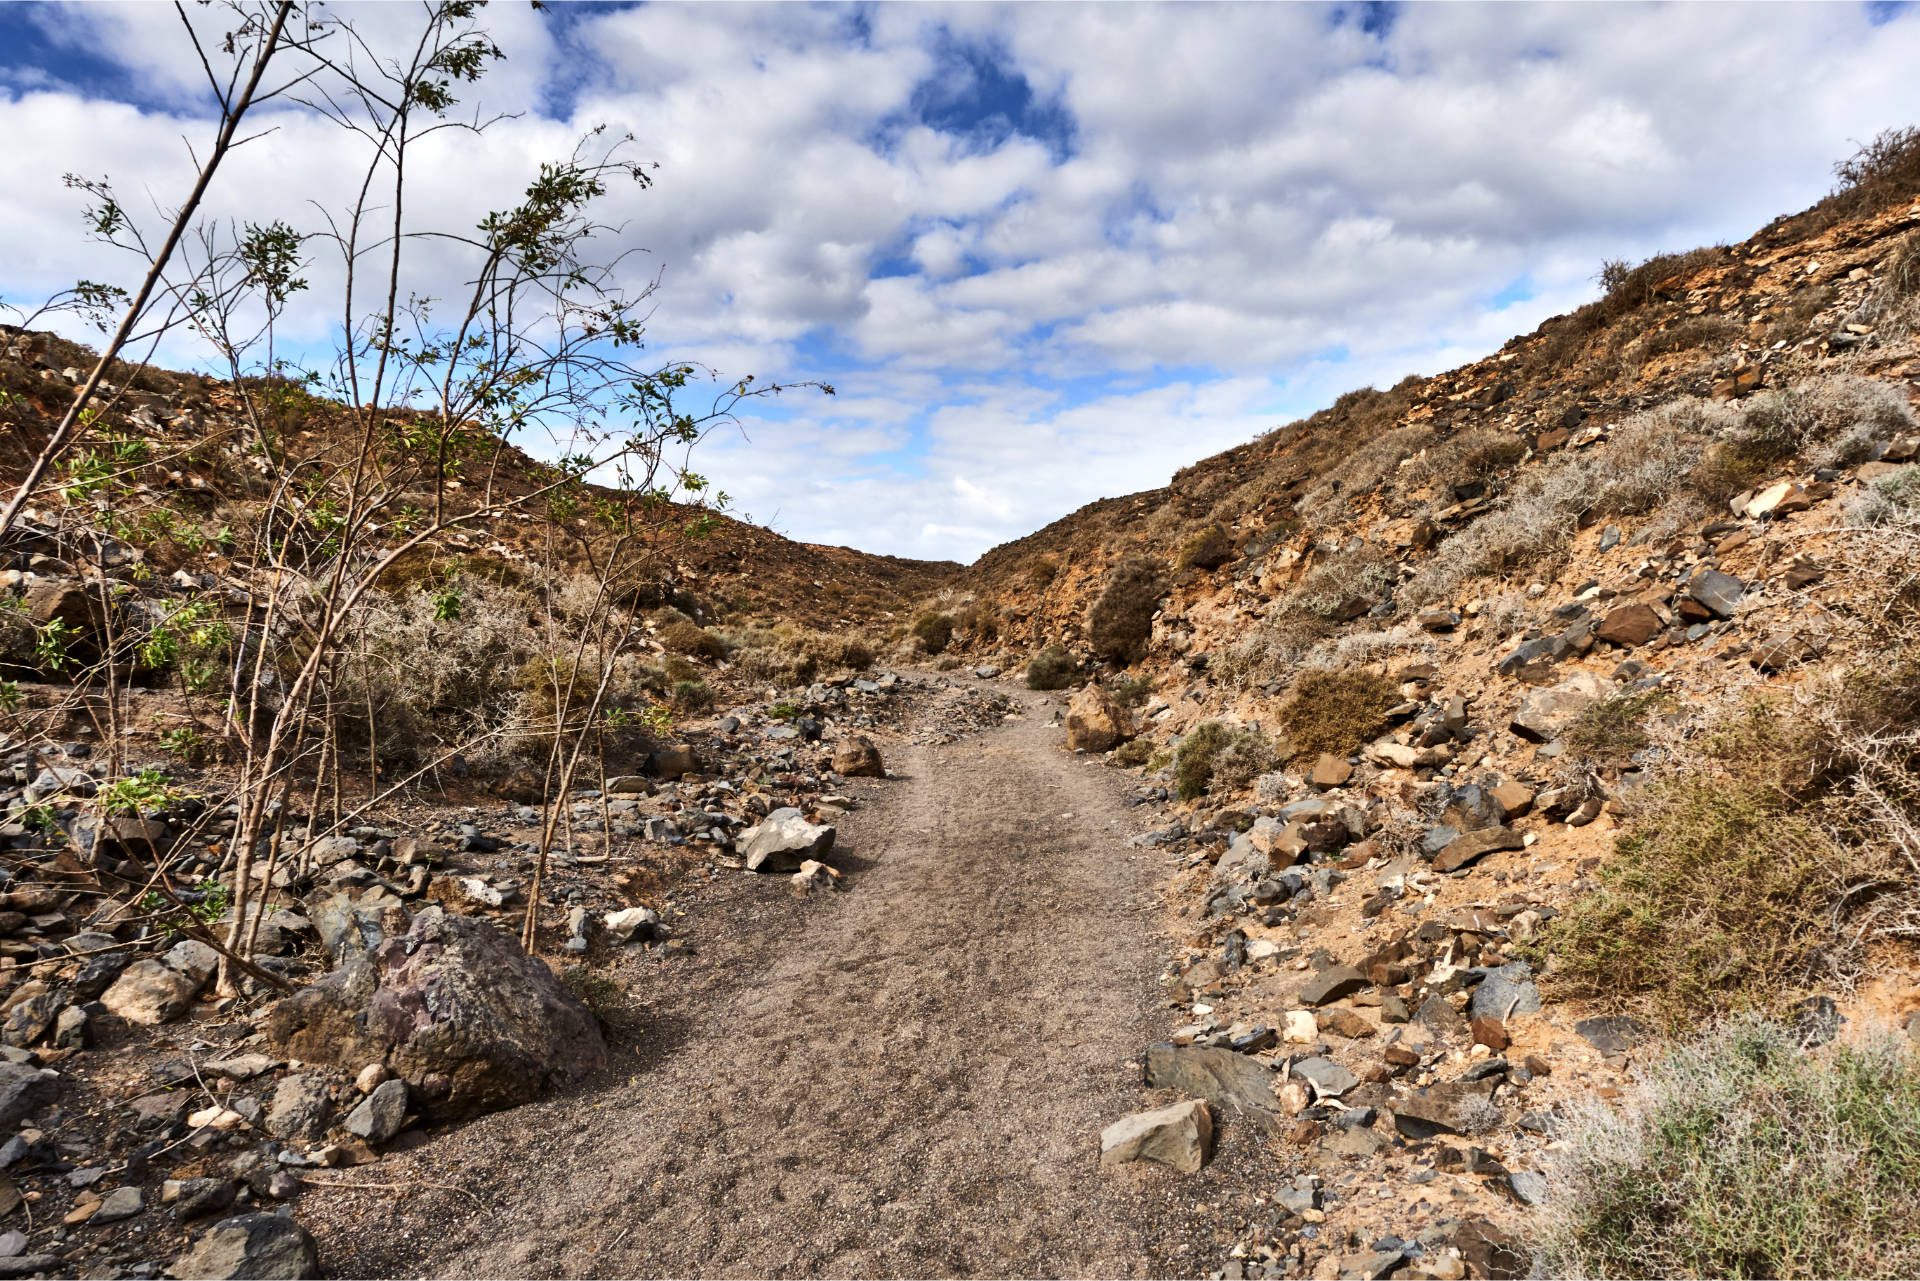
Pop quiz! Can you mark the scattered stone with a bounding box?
[1283,1011,1318,1044]
[739,809,836,873]
[265,1075,332,1141]
[172,1177,238,1220]
[1510,672,1609,742]
[1433,826,1525,873]
[100,958,202,1025]
[1143,1043,1281,1135]
[0,1064,57,1129]
[790,859,840,897]
[1393,1079,1500,1138]
[95,1186,143,1223]
[172,1212,319,1280]
[1291,1056,1358,1097]
[1309,754,1354,789]
[1688,569,1746,619]
[343,1078,408,1143]
[1573,1016,1647,1055]
[1594,603,1662,647]
[1297,965,1368,1007]
[1468,963,1542,1019]
[1098,1099,1212,1174]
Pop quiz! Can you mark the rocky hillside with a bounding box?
[0,329,958,633]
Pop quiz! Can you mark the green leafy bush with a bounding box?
[1174,721,1275,801]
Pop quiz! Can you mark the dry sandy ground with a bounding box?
[307,688,1259,1278]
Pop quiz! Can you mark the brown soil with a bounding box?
[303,686,1257,1278]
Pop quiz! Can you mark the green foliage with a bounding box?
[34,617,78,672]
[1086,558,1166,662]
[0,680,20,713]
[1024,644,1078,690]
[98,768,181,815]
[911,611,955,655]
[158,726,206,763]
[139,882,230,940]
[561,964,623,1024]
[1533,1018,1920,1280]
[768,702,802,720]
[1111,739,1153,768]
[1277,669,1399,761]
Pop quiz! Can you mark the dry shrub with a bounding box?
[911,611,954,654]
[660,619,729,661]
[1111,674,1153,707]
[1086,558,1166,662]
[1296,422,1435,523]
[1026,554,1059,586]
[1175,525,1233,571]
[1539,664,1920,1026]
[1560,690,1673,768]
[1405,399,1728,607]
[1213,548,1400,693]
[1634,312,1742,358]
[1533,1017,1920,1280]
[1276,669,1398,762]
[1025,644,1077,690]
[726,625,875,687]
[1174,721,1275,801]
[955,598,1000,642]
[1399,428,1526,496]
[1699,375,1914,501]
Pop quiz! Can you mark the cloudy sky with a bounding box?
[3,2,1918,562]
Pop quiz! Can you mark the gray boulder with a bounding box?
[1144,1043,1281,1135]
[343,1078,409,1143]
[1510,671,1609,742]
[0,1064,57,1129]
[265,907,605,1120]
[739,808,835,873]
[1688,569,1745,619]
[1099,1099,1212,1173]
[172,1212,318,1280]
[100,958,202,1026]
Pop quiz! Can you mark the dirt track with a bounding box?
[312,686,1250,1279]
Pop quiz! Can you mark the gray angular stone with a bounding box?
[100,958,200,1025]
[1573,1016,1648,1055]
[344,1077,408,1142]
[265,1075,332,1141]
[1433,825,1525,873]
[95,1185,143,1222]
[1392,1079,1500,1137]
[739,808,835,873]
[1468,963,1542,1019]
[1510,672,1609,742]
[1143,1043,1281,1135]
[1297,965,1368,1007]
[172,1212,318,1280]
[1099,1099,1212,1173]
[174,1177,238,1220]
[1688,569,1745,619]
[1290,1056,1358,1097]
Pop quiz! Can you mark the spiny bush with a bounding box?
[1111,674,1153,708]
[1175,525,1233,571]
[1276,669,1398,762]
[1538,673,1920,1025]
[1697,375,1914,501]
[1532,1017,1920,1280]
[1025,644,1077,690]
[1110,738,1153,768]
[1086,558,1166,663]
[725,625,875,687]
[912,611,954,655]
[1173,721,1275,801]
[1404,399,1728,607]
[670,680,712,713]
[1821,124,1920,227]
[1026,554,1059,586]
[1561,690,1672,767]
[660,619,729,662]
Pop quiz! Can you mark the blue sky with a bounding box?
[3,2,1919,562]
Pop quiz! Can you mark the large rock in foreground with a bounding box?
[172,1212,318,1280]
[1100,1099,1212,1173]
[1065,684,1134,753]
[740,808,836,872]
[265,907,605,1120]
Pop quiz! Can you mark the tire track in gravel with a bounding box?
[321,687,1240,1279]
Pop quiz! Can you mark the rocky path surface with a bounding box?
[316,688,1236,1278]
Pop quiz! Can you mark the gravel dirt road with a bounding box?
[312,687,1250,1278]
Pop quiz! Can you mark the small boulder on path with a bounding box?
[1065,684,1134,753]
[265,907,605,1120]
[739,809,836,873]
[830,737,885,778]
[1099,1099,1212,1174]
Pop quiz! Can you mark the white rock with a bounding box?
[1098,1099,1212,1174]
